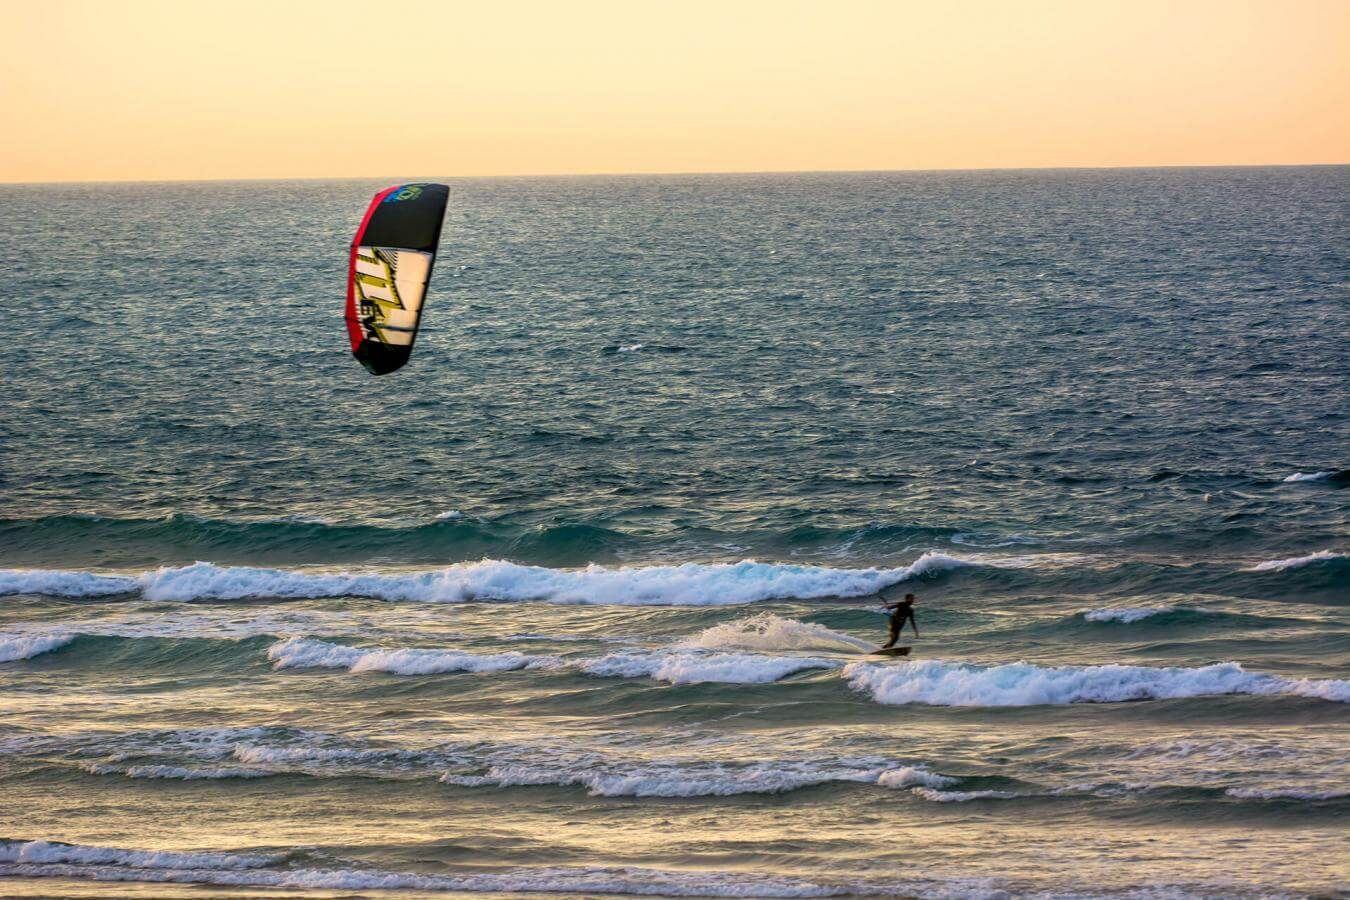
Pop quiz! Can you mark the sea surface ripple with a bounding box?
[1,168,1346,898]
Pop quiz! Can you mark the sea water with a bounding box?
[0,168,1347,897]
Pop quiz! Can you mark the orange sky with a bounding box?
[2,0,1346,182]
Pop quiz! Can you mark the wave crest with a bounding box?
[578,651,838,685]
[680,614,872,653]
[0,633,73,663]
[443,760,887,798]
[0,839,281,871]
[844,659,1350,707]
[0,841,902,897]
[1081,606,1173,623]
[0,552,975,604]
[267,638,553,675]
[910,787,1017,803]
[82,762,275,780]
[1282,470,1347,483]
[1245,549,1346,572]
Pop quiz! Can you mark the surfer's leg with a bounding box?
[882,623,899,648]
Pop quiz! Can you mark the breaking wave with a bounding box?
[0,568,131,597]
[875,767,957,789]
[0,632,73,663]
[577,650,837,685]
[0,839,281,871]
[266,637,835,685]
[1245,549,1346,572]
[442,760,917,798]
[0,838,897,896]
[1081,606,1174,623]
[31,723,965,799]
[82,763,275,780]
[843,659,1350,707]
[680,613,872,652]
[267,637,555,675]
[909,787,1018,803]
[0,553,974,604]
[1282,470,1347,484]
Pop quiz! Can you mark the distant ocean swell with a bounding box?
[2,497,1344,569]
[0,513,984,568]
[1,548,1345,604]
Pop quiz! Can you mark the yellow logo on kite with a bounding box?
[354,248,404,343]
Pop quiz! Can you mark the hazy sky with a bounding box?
[3,0,1346,182]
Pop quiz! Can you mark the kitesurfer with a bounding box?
[882,592,919,648]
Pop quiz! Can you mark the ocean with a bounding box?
[0,167,1346,898]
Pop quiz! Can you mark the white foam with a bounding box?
[0,726,296,768]
[617,343,644,352]
[0,840,889,897]
[266,637,833,685]
[1283,677,1350,703]
[681,613,872,652]
[579,650,837,684]
[0,861,866,897]
[844,659,1350,707]
[1246,549,1345,572]
[229,743,429,769]
[0,611,349,645]
[0,839,280,870]
[267,637,551,675]
[0,552,979,604]
[1082,606,1173,623]
[0,632,73,662]
[43,724,960,801]
[434,509,463,520]
[226,744,434,771]
[910,787,1017,803]
[443,760,886,798]
[0,568,135,597]
[83,763,275,780]
[876,767,957,789]
[1224,786,1347,800]
[1282,471,1336,482]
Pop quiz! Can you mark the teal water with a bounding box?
[0,168,1347,898]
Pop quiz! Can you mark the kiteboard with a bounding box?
[870,646,911,657]
[345,183,450,375]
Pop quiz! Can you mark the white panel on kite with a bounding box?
[352,247,433,347]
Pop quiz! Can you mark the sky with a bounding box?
[2,0,1347,182]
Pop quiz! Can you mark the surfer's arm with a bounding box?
[908,612,919,636]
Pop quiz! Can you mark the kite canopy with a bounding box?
[344,183,449,375]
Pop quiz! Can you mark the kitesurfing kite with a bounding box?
[345,183,449,375]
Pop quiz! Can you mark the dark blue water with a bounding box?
[0,168,1346,898]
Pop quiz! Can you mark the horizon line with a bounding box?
[2,161,1347,188]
